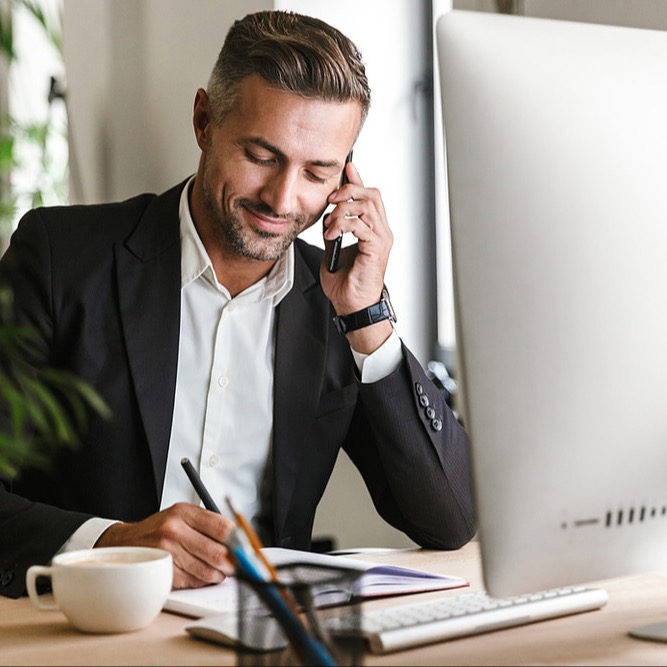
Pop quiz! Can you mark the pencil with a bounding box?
[227,529,336,667]
[225,496,279,581]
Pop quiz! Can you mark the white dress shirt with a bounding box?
[159,178,293,526]
[58,177,402,552]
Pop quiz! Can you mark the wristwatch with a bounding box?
[333,286,397,334]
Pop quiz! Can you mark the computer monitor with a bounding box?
[436,9,667,606]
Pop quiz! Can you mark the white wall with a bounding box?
[63,0,267,204]
[523,0,667,29]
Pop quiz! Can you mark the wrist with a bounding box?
[345,320,394,355]
[332,285,396,335]
[94,522,126,548]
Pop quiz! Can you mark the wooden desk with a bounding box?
[3,541,667,665]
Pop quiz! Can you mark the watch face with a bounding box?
[382,286,397,323]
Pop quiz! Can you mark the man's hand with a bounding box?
[321,161,394,354]
[94,503,236,590]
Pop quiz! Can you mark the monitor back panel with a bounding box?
[437,10,667,597]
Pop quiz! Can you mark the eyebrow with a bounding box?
[246,137,342,169]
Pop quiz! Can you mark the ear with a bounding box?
[193,88,212,151]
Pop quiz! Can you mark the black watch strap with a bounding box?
[333,287,397,335]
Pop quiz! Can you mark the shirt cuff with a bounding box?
[351,329,402,383]
[55,518,120,556]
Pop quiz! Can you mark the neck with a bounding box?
[204,242,277,298]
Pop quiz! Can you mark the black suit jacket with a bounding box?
[0,180,475,598]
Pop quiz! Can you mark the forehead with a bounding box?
[220,75,362,160]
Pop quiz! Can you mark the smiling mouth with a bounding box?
[242,203,300,233]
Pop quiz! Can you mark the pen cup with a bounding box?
[236,562,364,666]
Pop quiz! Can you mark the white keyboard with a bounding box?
[331,585,608,654]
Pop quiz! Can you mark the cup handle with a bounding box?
[26,565,59,611]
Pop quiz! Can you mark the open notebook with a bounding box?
[165,547,468,618]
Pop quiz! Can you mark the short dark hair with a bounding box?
[207,10,371,128]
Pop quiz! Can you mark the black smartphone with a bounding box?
[327,150,353,273]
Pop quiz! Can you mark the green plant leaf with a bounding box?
[0,7,15,62]
[0,307,113,479]
[41,369,113,422]
[0,431,52,477]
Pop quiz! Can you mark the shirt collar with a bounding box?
[178,176,294,305]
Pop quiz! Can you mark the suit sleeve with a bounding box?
[343,342,477,549]
[0,486,92,598]
[0,210,95,598]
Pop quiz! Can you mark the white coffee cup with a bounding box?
[26,546,173,633]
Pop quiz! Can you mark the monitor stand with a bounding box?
[630,621,667,643]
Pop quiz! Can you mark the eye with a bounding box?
[245,149,275,166]
[305,170,327,184]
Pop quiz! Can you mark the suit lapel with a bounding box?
[115,183,184,498]
[272,247,330,540]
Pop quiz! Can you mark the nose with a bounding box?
[259,167,299,217]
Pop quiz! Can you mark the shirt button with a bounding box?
[218,376,229,388]
[208,455,220,467]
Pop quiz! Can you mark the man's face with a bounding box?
[196,75,362,262]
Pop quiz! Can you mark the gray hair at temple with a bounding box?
[206,10,371,130]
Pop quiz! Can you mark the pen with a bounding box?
[180,457,221,513]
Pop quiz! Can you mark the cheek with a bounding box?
[229,163,272,199]
[306,188,331,218]
[206,164,253,211]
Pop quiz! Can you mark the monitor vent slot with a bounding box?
[605,504,667,528]
[562,504,667,529]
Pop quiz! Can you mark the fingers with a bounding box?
[166,504,236,589]
[320,162,394,318]
[342,159,364,188]
[95,503,237,590]
[324,189,387,240]
[323,188,392,268]
[324,163,389,243]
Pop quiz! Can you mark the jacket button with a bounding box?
[1,570,14,586]
[419,394,430,407]
[415,382,424,395]
[431,418,443,432]
[426,406,436,419]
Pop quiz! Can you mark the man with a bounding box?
[0,10,475,599]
